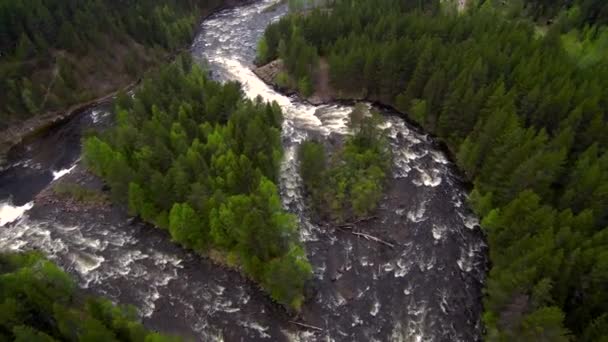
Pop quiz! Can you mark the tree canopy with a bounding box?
[0,252,179,342]
[84,56,312,310]
[0,0,230,129]
[299,105,391,222]
[261,0,608,338]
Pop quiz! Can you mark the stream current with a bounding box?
[0,1,486,341]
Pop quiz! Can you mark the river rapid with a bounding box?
[0,1,486,341]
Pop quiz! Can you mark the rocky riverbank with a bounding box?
[0,0,252,170]
[254,58,366,106]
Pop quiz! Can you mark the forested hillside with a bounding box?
[0,252,178,341]
[0,0,231,129]
[84,56,312,310]
[519,0,608,25]
[259,0,608,339]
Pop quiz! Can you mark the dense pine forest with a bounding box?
[0,252,178,341]
[0,0,232,130]
[259,0,608,339]
[84,55,312,310]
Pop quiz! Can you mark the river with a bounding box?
[0,1,486,341]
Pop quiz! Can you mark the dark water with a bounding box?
[0,107,108,205]
[0,1,486,341]
[0,105,112,225]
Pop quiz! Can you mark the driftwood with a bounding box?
[289,321,324,331]
[337,216,378,229]
[332,216,393,248]
[351,232,395,249]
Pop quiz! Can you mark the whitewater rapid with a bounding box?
[0,1,486,341]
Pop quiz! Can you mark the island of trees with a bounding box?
[259,0,608,339]
[84,55,312,310]
[299,105,391,222]
[0,0,234,130]
[0,252,179,341]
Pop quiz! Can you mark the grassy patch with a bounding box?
[53,183,108,205]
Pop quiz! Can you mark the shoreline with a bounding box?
[0,0,252,169]
[253,59,472,187]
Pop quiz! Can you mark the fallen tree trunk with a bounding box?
[289,321,324,331]
[351,232,395,249]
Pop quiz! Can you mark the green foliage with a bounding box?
[275,71,292,89]
[53,183,108,205]
[0,0,230,128]
[257,37,270,65]
[299,109,390,222]
[298,76,313,97]
[84,59,311,309]
[264,0,608,338]
[517,0,608,26]
[0,252,176,341]
[409,99,427,124]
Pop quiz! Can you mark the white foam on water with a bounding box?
[315,261,327,280]
[438,289,450,314]
[151,251,183,268]
[458,212,480,229]
[394,258,413,278]
[370,300,381,317]
[282,329,319,342]
[351,314,363,327]
[432,224,447,241]
[457,241,483,272]
[189,2,486,340]
[430,151,449,164]
[0,201,33,226]
[240,321,271,339]
[407,200,428,223]
[208,57,353,137]
[329,291,347,309]
[141,288,161,317]
[382,261,395,273]
[415,253,436,272]
[413,167,442,187]
[90,109,109,123]
[52,164,77,180]
[403,282,413,296]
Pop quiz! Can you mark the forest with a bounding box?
[0,252,178,341]
[299,104,391,222]
[0,0,230,130]
[260,0,608,340]
[83,55,312,310]
[519,0,608,25]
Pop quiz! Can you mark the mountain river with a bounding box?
[0,1,486,341]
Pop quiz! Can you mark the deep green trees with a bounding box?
[0,0,231,129]
[261,0,608,338]
[84,57,312,310]
[0,252,178,341]
[299,106,391,222]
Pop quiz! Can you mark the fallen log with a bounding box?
[289,321,324,331]
[351,232,395,249]
[336,216,378,229]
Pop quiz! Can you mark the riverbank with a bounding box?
[24,162,291,340]
[0,1,487,339]
[0,81,138,169]
[250,55,486,339]
[0,0,251,170]
[253,59,468,181]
